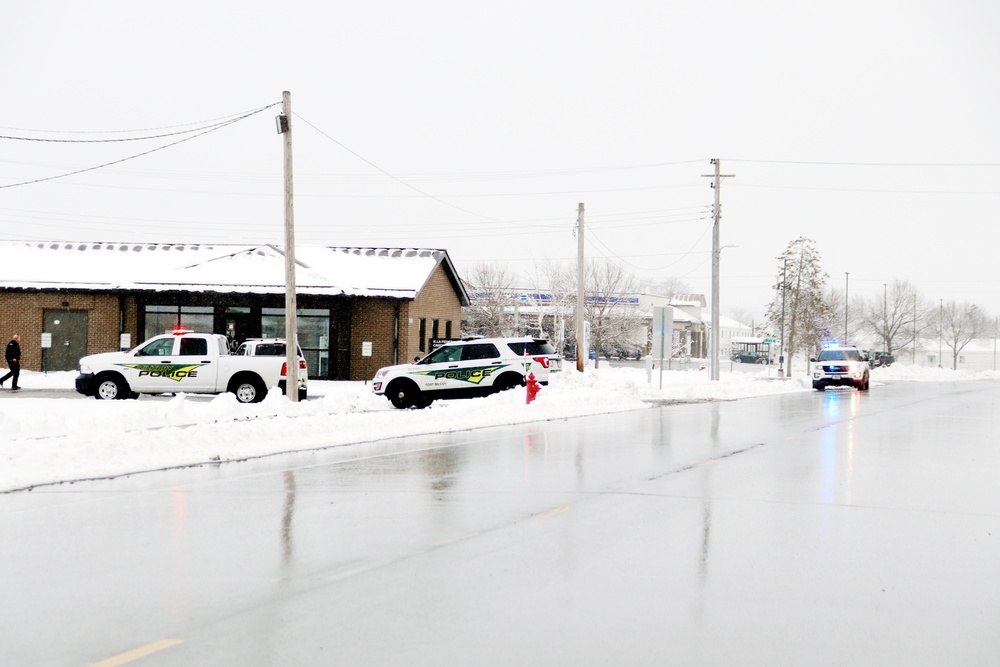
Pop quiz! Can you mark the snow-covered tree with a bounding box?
[765,237,833,375]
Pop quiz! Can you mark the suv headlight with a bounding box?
[80,363,92,374]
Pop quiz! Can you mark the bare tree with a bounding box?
[545,259,639,367]
[859,280,935,356]
[635,276,691,300]
[938,300,989,369]
[765,237,833,375]
[584,260,639,367]
[461,262,517,337]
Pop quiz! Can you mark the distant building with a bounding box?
[464,288,719,359]
[0,241,469,380]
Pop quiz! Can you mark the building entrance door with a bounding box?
[225,311,254,351]
[43,309,89,372]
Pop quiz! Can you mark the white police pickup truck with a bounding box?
[75,330,306,402]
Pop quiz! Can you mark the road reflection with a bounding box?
[281,471,296,565]
[819,390,861,505]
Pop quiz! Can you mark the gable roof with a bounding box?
[0,241,470,304]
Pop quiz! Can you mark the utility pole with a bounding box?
[575,203,585,373]
[278,91,299,401]
[702,159,734,381]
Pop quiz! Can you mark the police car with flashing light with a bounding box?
[372,337,560,409]
[810,342,871,391]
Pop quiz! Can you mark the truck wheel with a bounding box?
[95,374,128,400]
[231,376,266,403]
[387,380,421,409]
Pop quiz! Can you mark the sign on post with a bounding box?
[361,341,373,384]
[652,306,674,389]
[40,333,52,348]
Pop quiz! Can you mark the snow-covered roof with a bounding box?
[0,241,469,303]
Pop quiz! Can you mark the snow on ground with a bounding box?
[1,364,994,493]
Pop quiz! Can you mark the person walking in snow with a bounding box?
[1,334,21,390]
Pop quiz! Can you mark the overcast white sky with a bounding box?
[2,1,999,320]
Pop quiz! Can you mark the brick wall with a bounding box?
[350,297,398,380]
[0,290,122,371]
[409,266,462,359]
[348,264,463,380]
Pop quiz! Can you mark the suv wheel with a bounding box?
[387,379,422,409]
[812,382,825,391]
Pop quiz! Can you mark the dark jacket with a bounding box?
[5,339,19,364]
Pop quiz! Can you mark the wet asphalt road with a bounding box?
[1,380,998,666]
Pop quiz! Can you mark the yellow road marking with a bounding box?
[88,639,183,667]
[535,505,572,519]
[433,532,480,546]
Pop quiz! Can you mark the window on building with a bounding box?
[445,321,452,338]
[144,305,213,339]
[432,319,439,340]
[261,308,331,377]
[419,318,427,352]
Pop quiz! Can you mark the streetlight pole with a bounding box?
[938,298,943,367]
[883,283,888,355]
[844,272,849,343]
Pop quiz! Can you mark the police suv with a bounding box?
[810,343,871,391]
[372,337,560,409]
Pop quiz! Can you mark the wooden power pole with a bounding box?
[576,203,585,372]
[279,91,299,401]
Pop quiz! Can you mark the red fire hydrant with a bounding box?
[525,372,541,404]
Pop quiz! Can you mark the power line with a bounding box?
[0,104,279,190]
[725,158,1000,167]
[733,183,1000,195]
[0,104,282,135]
[293,112,500,222]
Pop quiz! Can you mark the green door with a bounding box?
[43,310,89,372]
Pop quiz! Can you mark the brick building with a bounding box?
[0,241,469,380]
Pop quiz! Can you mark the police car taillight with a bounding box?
[533,356,550,368]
